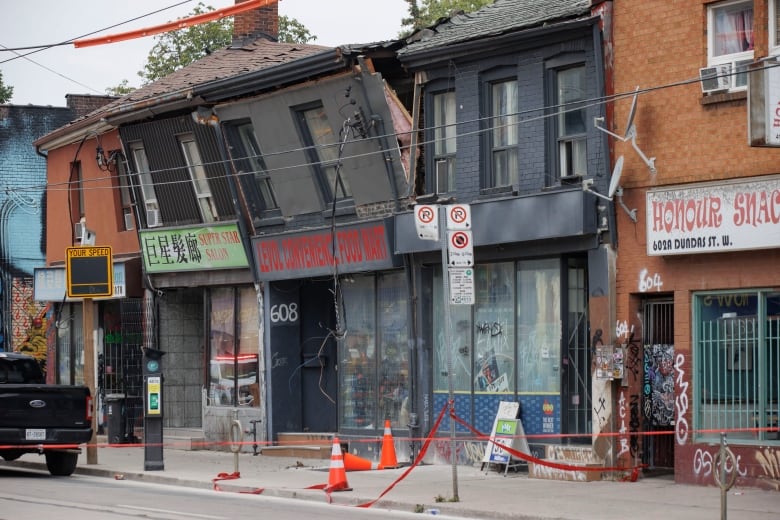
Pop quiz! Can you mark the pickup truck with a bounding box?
[0,352,92,476]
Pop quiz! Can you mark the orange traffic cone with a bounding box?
[378,419,400,469]
[325,437,352,491]
[343,452,379,471]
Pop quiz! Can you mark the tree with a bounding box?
[138,2,315,84]
[401,0,494,33]
[0,70,13,104]
[105,79,135,97]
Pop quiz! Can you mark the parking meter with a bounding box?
[143,347,165,470]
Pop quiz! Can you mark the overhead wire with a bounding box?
[0,1,197,95]
[9,61,768,196]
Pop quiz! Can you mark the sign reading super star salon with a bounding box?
[647,175,780,256]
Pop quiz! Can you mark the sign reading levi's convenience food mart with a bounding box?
[252,219,400,281]
[140,223,249,273]
[646,175,780,256]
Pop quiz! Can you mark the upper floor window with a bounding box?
[707,0,754,91]
[114,153,134,231]
[488,79,519,188]
[432,91,456,193]
[179,134,218,223]
[771,0,780,53]
[297,104,352,203]
[556,66,587,180]
[224,121,278,214]
[129,143,161,228]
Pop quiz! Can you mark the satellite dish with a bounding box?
[623,88,639,139]
[607,155,624,199]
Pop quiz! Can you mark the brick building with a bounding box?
[610,0,780,489]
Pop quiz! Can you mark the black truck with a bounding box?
[0,352,92,476]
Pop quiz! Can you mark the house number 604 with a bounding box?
[270,303,299,323]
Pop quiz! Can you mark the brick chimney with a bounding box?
[233,0,278,42]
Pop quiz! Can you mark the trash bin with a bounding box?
[105,394,126,444]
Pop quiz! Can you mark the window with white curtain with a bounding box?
[771,0,780,54]
[707,0,754,90]
[556,66,587,179]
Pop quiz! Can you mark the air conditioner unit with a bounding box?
[435,160,450,194]
[699,64,731,94]
[123,211,135,231]
[146,208,161,228]
[74,222,84,241]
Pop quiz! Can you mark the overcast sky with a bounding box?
[0,0,409,106]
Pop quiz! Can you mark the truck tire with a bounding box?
[45,451,78,476]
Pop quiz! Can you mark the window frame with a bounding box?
[693,289,780,444]
[223,120,280,219]
[113,152,134,231]
[554,65,588,181]
[128,142,161,228]
[429,89,457,194]
[178,134,218,223]
[771,0,780,55]
[707,0,754,91]
[294,102,353,205]
[208,286,260,408]
[484,77,520,190]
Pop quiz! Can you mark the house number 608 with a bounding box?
[270,303,298,323]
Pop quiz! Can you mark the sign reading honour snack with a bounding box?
[646,175,780,256]
[66,246,113,298]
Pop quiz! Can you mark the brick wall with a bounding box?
[65,94,116,119]
[233,0,278,41]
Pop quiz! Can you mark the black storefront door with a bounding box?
[299,279,338,432]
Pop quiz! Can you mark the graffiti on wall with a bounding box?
[693,448,747,480]
[674,353,689,445]
[643,344,675,427]
[756,448,780,490]
[13,279,50,376]
[638,268,664,292]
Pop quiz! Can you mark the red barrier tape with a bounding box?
[212,471,265,494]
[447,408,643,474]
[354,399,451,508]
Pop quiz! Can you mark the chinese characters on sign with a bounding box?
[140,223,249,273]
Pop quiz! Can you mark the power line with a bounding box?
[8,62,765,195]
[0,1,197,96]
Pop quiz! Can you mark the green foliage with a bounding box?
[0,70,14,104]
[279,15,316,44]
[105,79,135,97]
[138,3,315,84]
[401,0,494,33]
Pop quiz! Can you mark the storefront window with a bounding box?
[517,259,561,393]
[695,291,779,442]
[433,263,515,393]
[377,272,410,427]
[474,263,515,393]
[340,271,409,430]
[208,286,259,407]
[341,275,376,428]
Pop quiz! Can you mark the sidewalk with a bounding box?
[6,445,779,519]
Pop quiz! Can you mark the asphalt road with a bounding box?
[0,465,464,520]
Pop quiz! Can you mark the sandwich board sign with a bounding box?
[482,401,529,475]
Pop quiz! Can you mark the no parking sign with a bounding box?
[447,230,473,266]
